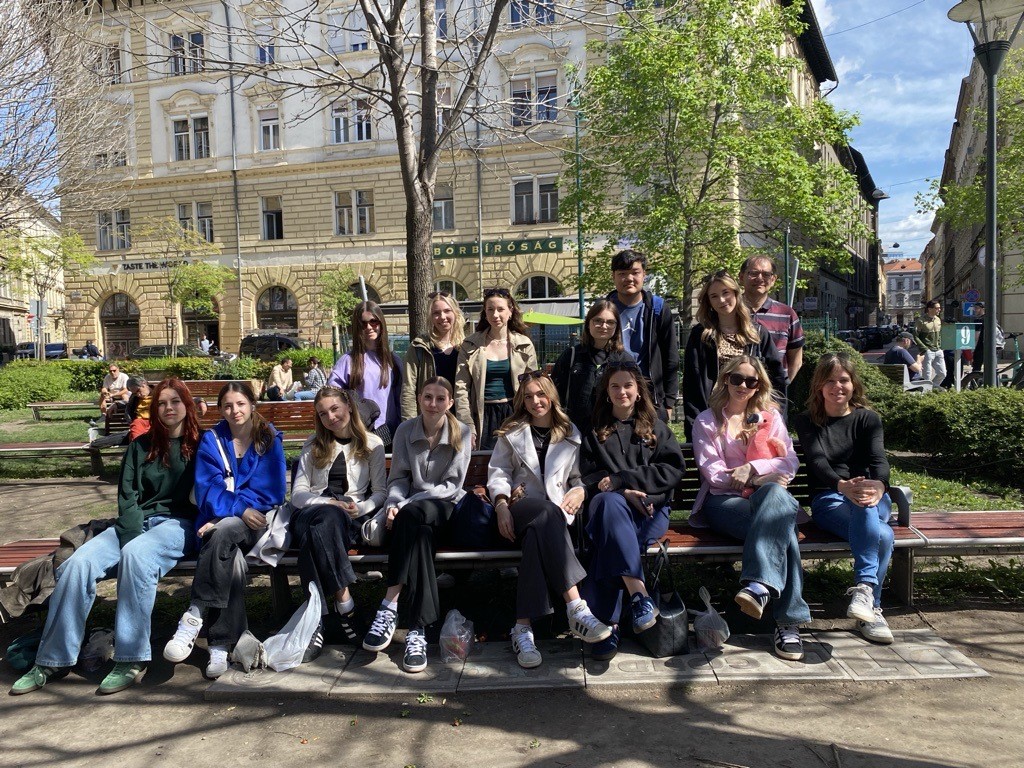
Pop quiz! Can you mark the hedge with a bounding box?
[275,347,336,370]
[0,364,72,409]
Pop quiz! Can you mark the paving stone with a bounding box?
[704,633,850,682]
[583,638,717,686]
[457,639,584,691]
[204,646,350,701]
[331,647,462,696]
[811,628,990,681]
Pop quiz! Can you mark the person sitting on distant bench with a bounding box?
[83,339,102,360]
[100,364,131,414]
[265,358,301,401]
[882,333,922,381]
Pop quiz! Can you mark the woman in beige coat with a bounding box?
[455,287,537,449]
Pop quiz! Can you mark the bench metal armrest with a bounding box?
[890,485,912,526]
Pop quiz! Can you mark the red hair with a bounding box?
[147,378,200,465]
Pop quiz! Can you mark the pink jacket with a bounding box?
[689,407,799,527]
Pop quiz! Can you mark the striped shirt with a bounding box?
[750,297,803,373]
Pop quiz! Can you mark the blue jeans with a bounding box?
[581,492,669,625]
[811,491,894,607]
[293,390,316,401]
[700,483,811,625]
[36,516,193,667]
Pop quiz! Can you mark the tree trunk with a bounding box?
[406,186,436,338]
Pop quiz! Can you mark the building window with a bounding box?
[515,275,562,300]
[511,77,532,127]
[335,190,375,235]
[433,184,455,230]
[536,72,558,121]
[256,286,298,330]
[350,12,368,50]
[435,279,469,302]
[177,202,214,242]
[436,0,448,39]
[172,116,210,161]
[331,99,372,143]
[436,86,452,134]
[259,108,280,151]
[511,72,558,125]
[170,31,205,75]
[512,177,557,225]
[255,22,276,65]
[100,45,123,84]
[511,0,554,27]
[262,196,284,240]
[97,209,131,250]
[94,151,127,168]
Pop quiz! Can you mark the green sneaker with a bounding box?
[97,662,146,695]
[9,665,69,696]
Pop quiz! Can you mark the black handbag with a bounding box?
[637,541,689,658]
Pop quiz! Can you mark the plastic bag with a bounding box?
[692,586,730,652]
[439,609,474,662]
[80,627,114,672]
[263,582,323,672]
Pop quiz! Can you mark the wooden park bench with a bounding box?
[877,363,933,393]
[27,401,98,421]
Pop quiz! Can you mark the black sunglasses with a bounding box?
[428,290,450,299]
[727,373,760,389]
[602,360,641,373]
[483,287,512,299]
[517,369,549,384]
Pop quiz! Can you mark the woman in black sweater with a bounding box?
[793,353,894,645]
[579,360,686,661]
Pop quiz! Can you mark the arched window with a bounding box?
[349,282,382,304]
[256,286,298,330]
[434,279,468,302]
[100,292,140,358]
[515,275,562,300]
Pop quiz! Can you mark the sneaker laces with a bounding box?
[208,646,229,666]
[777,625,801,645]
[406,628,427,656]
[369,608,395,637]
[171,614,201,644]
[513,626,537,653]
[573,604,606,632]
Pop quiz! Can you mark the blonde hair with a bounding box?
[707,355,778,444]
[311,387,372,468]
[429,293,466,348]
[805,353,872,427]
[697,270,760,346]
[419,376,464,454]
[495,372,573,444]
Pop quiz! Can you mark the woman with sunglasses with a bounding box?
[362,376,473,673]
[328,301,402,450]
[456,287,537,450]
[551,299,635,436]
[794,354,895,645]
[11,379,201,697]
[163,382,286,679]
[683,270,785,440]
[579,360,685,661]
[691,355,808,661]
[402,291,466,420]
[489,369,611,668]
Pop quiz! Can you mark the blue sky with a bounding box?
[814,0,976,260]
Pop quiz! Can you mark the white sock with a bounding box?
[566,598,584,614]
[743,581,770,598]
[336,596,356,615]
[383,599,398,613]
[513,622,531,635]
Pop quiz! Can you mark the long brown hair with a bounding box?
[217,381,275,455]
[707,355,777,444]
[147,378,200,466]
[495,371,573,444]
[311,386,372,468]
[592,363,658,445]
[805,353,872,427]
[420,376,464,454]
[349,300,396,389]
[581,299,624,353]
[697,270,760,346]
[475,287,529,335]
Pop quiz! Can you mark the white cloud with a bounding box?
[811,0,838,33]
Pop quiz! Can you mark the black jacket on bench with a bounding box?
[579,420,686,511]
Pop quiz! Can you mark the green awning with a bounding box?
[521,311,583,325]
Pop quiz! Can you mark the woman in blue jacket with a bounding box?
[163,382,286,678]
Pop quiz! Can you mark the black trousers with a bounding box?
[290,503,358,607]
[190,516,262,648]
[387,499,455,628]
[511,498,587,620]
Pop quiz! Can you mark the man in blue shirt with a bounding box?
[883,333,923,381]
[606,249,678,420]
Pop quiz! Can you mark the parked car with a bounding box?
[835,330,863,352]
[128,344,207,359]
[858,326,883,350]
[239,333,309,361]
[15,342,69,359]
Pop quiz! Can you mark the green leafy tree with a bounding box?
[563,0,867,322]
[0,229,94,359]
[316,267,362,349]
[168,261,233,348]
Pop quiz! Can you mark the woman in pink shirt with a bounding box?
[691,355,809,662]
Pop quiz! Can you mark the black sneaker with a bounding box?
[590,626,621,661]
[735,585,771,620]
[362,605,398,652]
[403,627,428,673]
[302,622,324,664]
[335,609,365,645]
[773,625,804,661]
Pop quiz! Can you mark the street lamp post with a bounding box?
[948,1,1024,387]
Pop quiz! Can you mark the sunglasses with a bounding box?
[483,287,512,299]
[727,373,760,389]
[428,290,450,299]
[359,318,381,329]
[602,360,641,373]
[517,369,549,384]
[744,270,775,280]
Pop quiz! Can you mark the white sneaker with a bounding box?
[206,645,230,679]
[846,584,876,623]
[567,600,612,643]
[163,612,202,663]
[859,608,894,644]
[511,625,542,669]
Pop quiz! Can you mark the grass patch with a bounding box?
[0,390,97,445]
[889,458,1024,512]
[914,556,1024,604]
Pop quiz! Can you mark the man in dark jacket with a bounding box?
[606,250,679,420]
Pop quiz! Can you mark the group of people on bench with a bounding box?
[10,250,896,696]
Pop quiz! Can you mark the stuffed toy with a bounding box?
[743,410,787,498]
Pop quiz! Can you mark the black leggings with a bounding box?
[387,499,455,628]
[510,498,587,619]
[290,503,359,608]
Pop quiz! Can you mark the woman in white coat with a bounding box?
[488,370,610,669]
[289,387,386,660]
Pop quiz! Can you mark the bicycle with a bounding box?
[961,332,1023,389]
